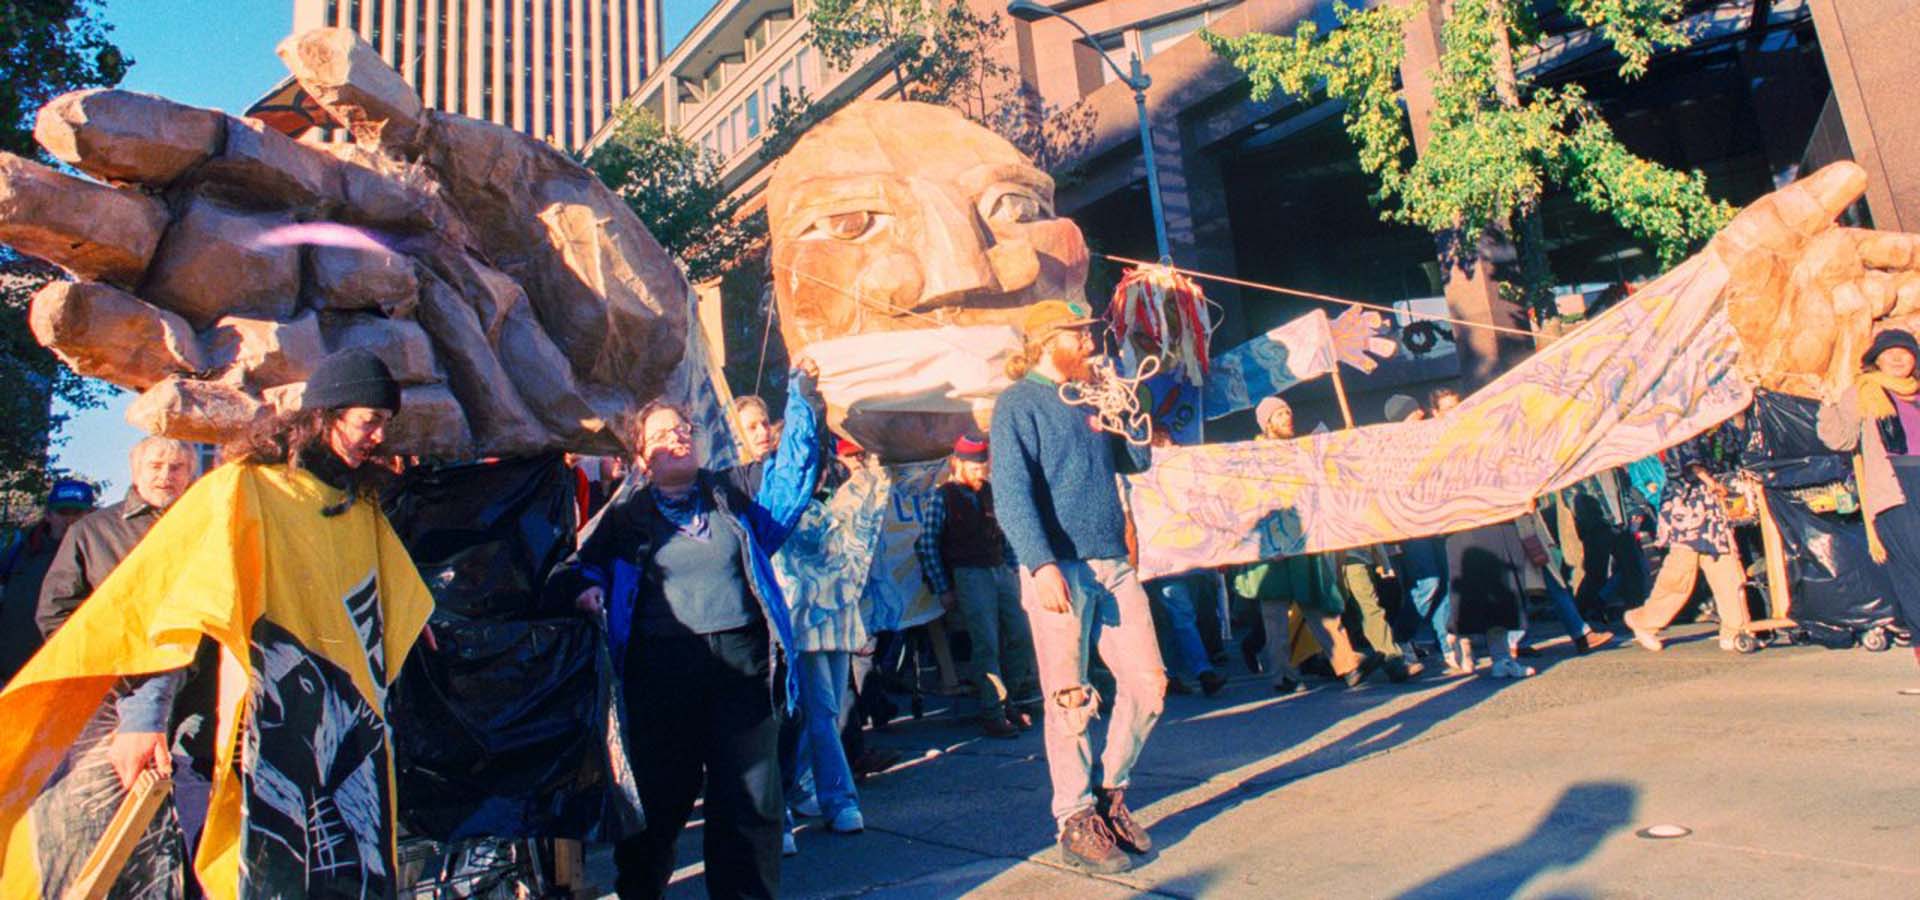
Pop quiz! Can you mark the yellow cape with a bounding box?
[0,462,433,899]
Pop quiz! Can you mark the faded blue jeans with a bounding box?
[1394,537,1453,647]
[794,650,860,817]
[1146,574,1216,680]
[1021,558,1167,826]
[1541,575,1593,641]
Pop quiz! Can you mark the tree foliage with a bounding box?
[0,1,127,511]
[805,0,932,93]
[0,0,129,162]
[1205,0,1729,291]
[802,0,1093,175]
[586,108,764,283]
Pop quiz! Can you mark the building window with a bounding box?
[350,0,363,28]
[415,0,429,84]
[438,7,451,109]
[1141,11,1207,60]
[482,1,495,119]
[456,5,469,114]
[602,0,615,112]
[745,94,760,138]
[369,0,384,48]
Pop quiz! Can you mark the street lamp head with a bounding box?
[1006,0,1054,23]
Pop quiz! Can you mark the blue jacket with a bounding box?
[550,378,821,710]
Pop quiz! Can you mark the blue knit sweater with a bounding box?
[989,372,1151,571]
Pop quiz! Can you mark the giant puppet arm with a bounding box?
[1130,162,1919,580]
[0,29,688,457]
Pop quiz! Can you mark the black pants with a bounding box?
[1876,466,1920,633]
[616,625,781,900]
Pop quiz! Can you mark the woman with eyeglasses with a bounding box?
[551,358,822,900]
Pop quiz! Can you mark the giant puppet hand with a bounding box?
[0,29,687,457]
[1713,161,1920,398]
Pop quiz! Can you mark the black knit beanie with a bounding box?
[304,348,401,412]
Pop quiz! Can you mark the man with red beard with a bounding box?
[989,300,1164,874]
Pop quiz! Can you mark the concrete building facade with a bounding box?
[282,0,662,150]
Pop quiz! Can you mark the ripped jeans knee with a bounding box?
[1050,684,1102,735]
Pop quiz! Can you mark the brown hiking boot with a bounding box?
[1058,807,1130,873]
[1096,787,1152,854]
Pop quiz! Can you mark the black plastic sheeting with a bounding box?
[385,455,643,842]
[1743,390,1901,633]
[1744,388,1853,489]
[1763,487,1899,634]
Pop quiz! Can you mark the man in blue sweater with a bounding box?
[989,300,1165,874]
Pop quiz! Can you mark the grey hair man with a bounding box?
[37,436,198,636]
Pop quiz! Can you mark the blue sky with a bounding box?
[53,0,713,489]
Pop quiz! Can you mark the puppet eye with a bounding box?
[800,210,890,242]
[981,188,1050,226]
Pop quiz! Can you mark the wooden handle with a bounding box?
[63,769,173,900]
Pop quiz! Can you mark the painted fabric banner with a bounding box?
[1202,308,1339,418]
[0,464,434,899]
[825,460,948,633]
[773,498,880,654]
[666,292,739,470]
[1202,306,1400,419]
[1130,255,1752,580]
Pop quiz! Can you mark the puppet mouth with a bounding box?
[805,324,1023,417]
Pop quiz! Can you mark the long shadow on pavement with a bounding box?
[1390,781,1638,899]
[731,668,1530,898]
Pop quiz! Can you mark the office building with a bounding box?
[273,0,662,150]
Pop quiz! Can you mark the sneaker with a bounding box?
[1490,658,1536,678]
[1623,611,1663,651]
[1273,676,1302,695]
[829,806,865,834]
[1577,629,1614,654]
[1058,808,1131,874]
[1198,670,1228,697]
[790,795,822,818]
[1164,677,1193,696]
[1007,707,1036,730]
[1096,787,1152,855]
[981,716,1020,739]
[1718,635,1739,652]
[1620,606,1666,648]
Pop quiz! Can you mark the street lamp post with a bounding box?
[1007,0,1172,264]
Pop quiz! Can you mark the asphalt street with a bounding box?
[599,624,1920,898]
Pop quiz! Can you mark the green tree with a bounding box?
[758,85,835,165]
[805,0,931,94]
[802,0,1094,176]
[0,0,128,515]
[586,107,763,283]
[1,0,129,162]
[1205,0,1730,316]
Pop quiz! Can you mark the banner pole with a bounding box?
[1329,363,1357,430]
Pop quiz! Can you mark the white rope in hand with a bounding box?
[1058,355,1161,447]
